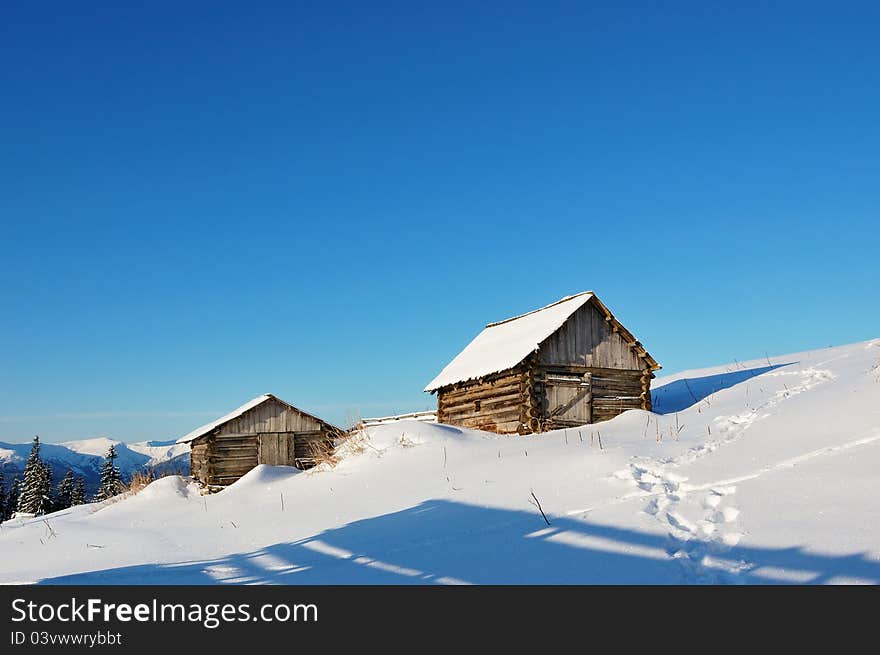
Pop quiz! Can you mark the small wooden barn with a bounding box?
[424,292,660,434]
[177,394,343,488]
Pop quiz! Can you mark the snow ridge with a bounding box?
[1,339,878,585]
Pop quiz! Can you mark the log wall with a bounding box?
[436,368,527,434]
[435,363,653,435]
[204,433,260,487]
[433,297,656,433]
[533,365,650,428]
[189,397,338,488]
[588,367,649,423]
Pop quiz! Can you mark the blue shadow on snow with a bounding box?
[38,499,879,585]
[651,363,794,414]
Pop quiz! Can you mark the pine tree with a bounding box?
[17,436,47,515]
[39,462,53,515]
[96,444,124,501]
[55,470,76,510]
[6,476,20,520]
[0,469,6,522]
[71,477,86,507]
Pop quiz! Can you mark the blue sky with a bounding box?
[2,2,877,443]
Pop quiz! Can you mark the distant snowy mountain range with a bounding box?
[0,437,189,493]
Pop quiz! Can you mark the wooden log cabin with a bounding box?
[424,292,661,434]
[176,394,343,488]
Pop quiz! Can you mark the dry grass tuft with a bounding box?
[344,412,363,433]
[336,428,371,458]
[307,439,341,470]
[127,469,156,494]
[126,467,185,495]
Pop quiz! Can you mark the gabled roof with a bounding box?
[423,292,659,392]
[175,394,339,444]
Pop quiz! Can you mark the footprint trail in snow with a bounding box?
[616,366,836,582]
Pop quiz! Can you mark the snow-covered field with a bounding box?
[1,340,878,585]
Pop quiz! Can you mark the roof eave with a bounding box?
[585,296,661,371]
[177,394,343,444]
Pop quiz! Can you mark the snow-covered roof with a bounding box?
[175,394,339,444]
[424,293,591,392]
[424,292,658,392]
[176,395,272,444]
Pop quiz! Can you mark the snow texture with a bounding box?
[1,339,879,585]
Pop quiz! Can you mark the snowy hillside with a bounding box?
[0,438,189,493]
[1,339,878,584]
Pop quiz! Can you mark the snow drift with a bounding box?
[1,339,878,584]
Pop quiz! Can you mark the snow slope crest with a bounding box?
[0,339,878,585]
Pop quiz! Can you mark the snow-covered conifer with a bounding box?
[96,444,125,501]
[17,436,47,515]
[71,477,86,507]
[55,470,76,510]
[5,476,20,520]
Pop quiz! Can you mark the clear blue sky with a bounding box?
[2,2,877,443]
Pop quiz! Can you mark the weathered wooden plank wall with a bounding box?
[541,372,592,428]
[203,434,259,486]
[189,398,339,488]
[257,433,285,465]
[190,441,211,481]
[216,398,324,436]
[589,368,646,422]
[293,430,330,462]
[537,300,647,371]
[434,297,655,434]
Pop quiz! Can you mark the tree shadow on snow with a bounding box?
[39,499,880,585]
[652,363,794,415]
